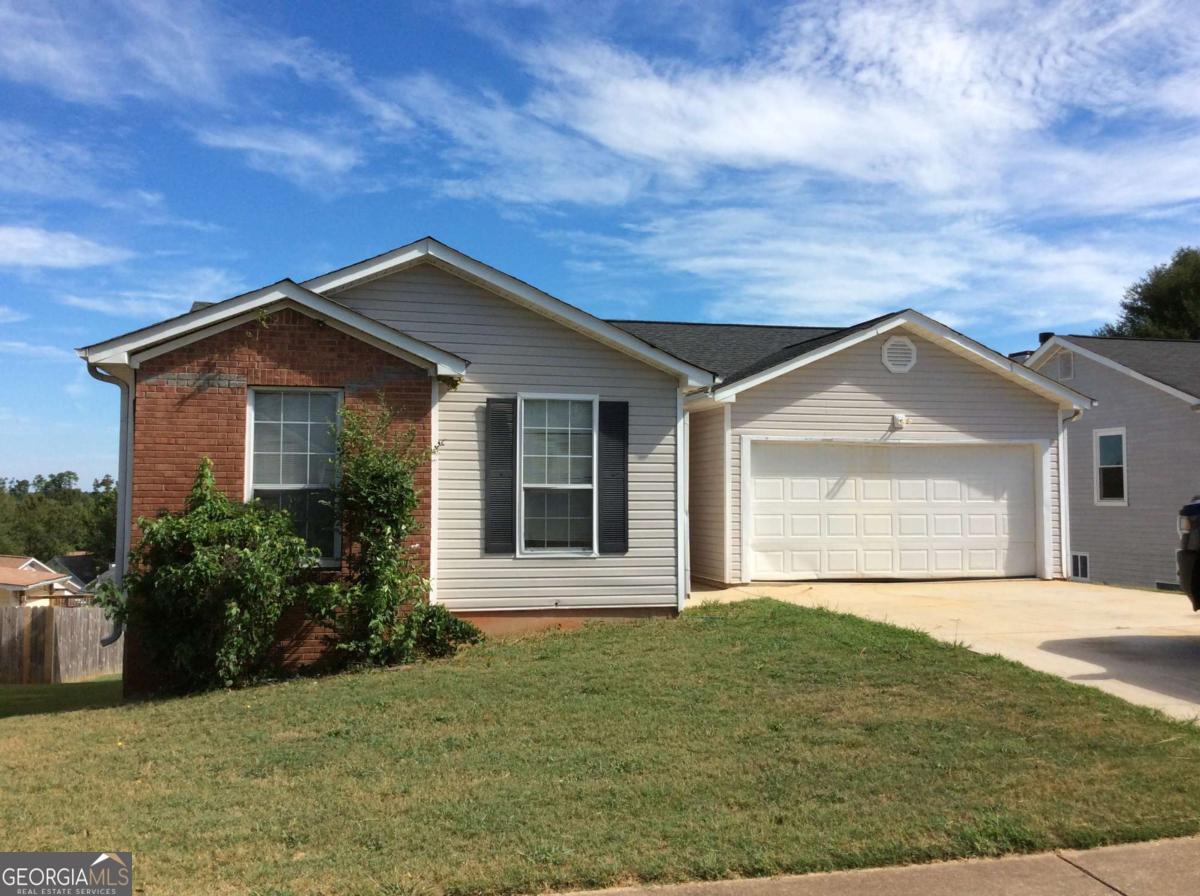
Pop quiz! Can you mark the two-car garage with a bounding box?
[668,316,1087,588]
[745,441,1041,581]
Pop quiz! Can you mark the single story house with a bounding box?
[78,238,1090,680]
[1024,333,1200,590]
[0,555,77,607]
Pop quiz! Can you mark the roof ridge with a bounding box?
[607,319,840,329]
[1068,334,1200,344]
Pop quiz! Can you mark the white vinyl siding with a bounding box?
[336,262,678,611]
[687,406,726,584]
[726,329,1063,582]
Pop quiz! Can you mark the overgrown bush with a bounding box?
[308,399,481,665]
[114,459,319,692]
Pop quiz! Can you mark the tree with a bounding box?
[1098,247,1200,338]
[85,476,118,562]
[0,471,117,562]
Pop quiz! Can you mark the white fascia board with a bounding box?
[302,237,715,388]
[683,391,733,412]
[712,311,1094,410]
[80,280,468,376]
[1029,336,1200,408]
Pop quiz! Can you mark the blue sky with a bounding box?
[2,0,1199,484]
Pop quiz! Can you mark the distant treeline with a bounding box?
[0,472,117,564]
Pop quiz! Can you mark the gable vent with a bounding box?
[882,335,916,373]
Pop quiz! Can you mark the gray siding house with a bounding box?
[81,238,1090,637]
[1026,334,1200,590]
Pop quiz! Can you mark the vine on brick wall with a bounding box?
[309,397,481,665]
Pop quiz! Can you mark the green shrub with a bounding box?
[397,601,483,661]
[118,458,319,692]
[308,399,481,665]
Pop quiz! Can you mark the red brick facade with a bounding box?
[125,308,433,695]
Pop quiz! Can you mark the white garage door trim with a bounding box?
[739,435,1053,582]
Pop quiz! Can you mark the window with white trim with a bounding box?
[519,397,596,552]
[250,389,340,559]
[1094,427,1127,505]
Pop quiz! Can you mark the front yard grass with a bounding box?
[3,598,1200,895]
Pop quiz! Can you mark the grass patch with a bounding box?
[0,674,123,719]
[3,599,1200,895]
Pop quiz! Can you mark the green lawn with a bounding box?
[0,674,123,719]
[3,599,1200,896]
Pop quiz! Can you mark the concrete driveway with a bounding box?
[693,578,1200,721]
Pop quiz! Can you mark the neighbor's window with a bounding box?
[251,390,340,559]
[520,397,595,552]
[1094,428,1126,504]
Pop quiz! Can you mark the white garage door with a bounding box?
[748,441,1037,580]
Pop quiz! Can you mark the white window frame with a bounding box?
[1093,426,1128,507]
[515,392,599,558]
[1058,351,1074,381]
[1070,552,1089,581]
[245,386,343,566]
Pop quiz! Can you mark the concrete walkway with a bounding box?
[567,837,1200,896]
[693,579,1200,721]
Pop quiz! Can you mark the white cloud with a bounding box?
[0,339,75,362]
[0,226,132,268]
[0,304,27,323]
[195,126,364,188]
[395,75,646,205]
[61,266,244,318]
[0,0,410,126]
[0,122,101,200]
[380,0,1200,338]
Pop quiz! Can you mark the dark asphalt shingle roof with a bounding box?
[606,321,838,380]
[609,312,903,386]
[1063,335,1200,400]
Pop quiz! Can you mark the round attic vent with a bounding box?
[882,335,916,373]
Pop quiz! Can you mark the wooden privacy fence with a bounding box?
[0,606,123,684]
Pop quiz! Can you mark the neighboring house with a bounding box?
[50,551,99,592]
[0,555,76,607]
[1025,333,1200,590]
[77,237,1088,687]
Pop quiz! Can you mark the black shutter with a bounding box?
[484,397,517,554]
[597,400,629,554]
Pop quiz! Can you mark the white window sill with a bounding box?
[515,549,599,559]
[1094,499,1128,507]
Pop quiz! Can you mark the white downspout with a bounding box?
[86,363,134,646]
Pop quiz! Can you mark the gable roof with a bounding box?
[608,320,839,381]
[0,568,69,589]
[620,310,1091,409]
[78,279,468,376]
[301,238,714,387]
[0,555,56,573]
[1027,334,1200,406]
[51,552,98,587]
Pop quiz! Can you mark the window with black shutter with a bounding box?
[484,397,517,553]
[597,401,629,554]
[485,395,631,556]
